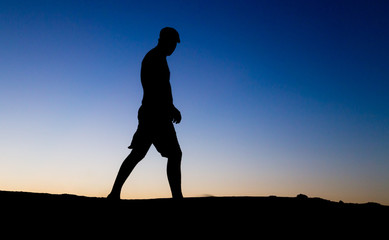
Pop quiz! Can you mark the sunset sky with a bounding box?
[1,0,388,204]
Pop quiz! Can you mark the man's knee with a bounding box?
[173,147,182,159]
[167,148,182,161]
[175,148,182,159]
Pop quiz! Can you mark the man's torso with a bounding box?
[139,48,173,122]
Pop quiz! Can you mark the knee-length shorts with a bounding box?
[128,120,181,158]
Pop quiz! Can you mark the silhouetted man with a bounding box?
[108,27,183,199]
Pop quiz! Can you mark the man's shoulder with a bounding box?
[143,48,157,60]
[142,48,164,65]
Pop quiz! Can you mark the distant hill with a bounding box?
[1,190,387,237]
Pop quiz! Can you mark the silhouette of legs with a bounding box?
[107,147,148,200]
[167,150,183,199]
[108,145,183,200]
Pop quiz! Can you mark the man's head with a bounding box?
[158,27,180,56]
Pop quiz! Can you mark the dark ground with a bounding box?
[1,190,387,237]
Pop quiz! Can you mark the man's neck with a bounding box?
[154,44,168,57]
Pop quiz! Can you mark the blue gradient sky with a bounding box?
[1,0,388,204]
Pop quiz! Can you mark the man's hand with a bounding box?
[172,107,182,124]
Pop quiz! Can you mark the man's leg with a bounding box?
[108,147,149,200]
[167,149,183,199]
[152,122,183,199]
